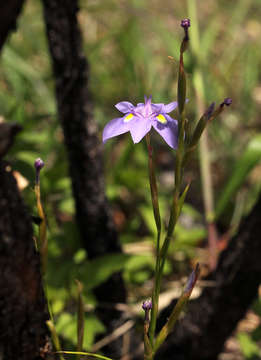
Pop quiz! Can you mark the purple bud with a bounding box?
[142,300,152,311]
[184,263,200,295]
[34,158,44,184]
[220,98,232,107]
[181,18,191,29]
[34,158,45,171]
[205,102,215,120]
[181,19,190,42]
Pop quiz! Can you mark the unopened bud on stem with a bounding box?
[34,158,44,185]
[220,98,232,107]
[181,18,190,41]
[142,299,152,323]
[184,263,200,297]
[142,300,152,338]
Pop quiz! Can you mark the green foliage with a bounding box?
[238,333,261,359]
[56,312,105,350]
[1,0,261,353]
[237,298,261,359]
[216,134,261,220]
[78,254,130,291]
[140,200,205,256]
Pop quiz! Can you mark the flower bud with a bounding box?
[220,98,232,107]
[142,299,152,329]
[184,263,200,296]
[181,18,191,42]
[142,300,152,311]
[181,18,190,29]
[34,158,45,184]
[34,158,45,171]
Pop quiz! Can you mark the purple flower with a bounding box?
[102,96,179,149]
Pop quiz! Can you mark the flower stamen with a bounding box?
[124,113,134,123]
[156,114,167,124]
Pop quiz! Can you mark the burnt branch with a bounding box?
[0,160,51,360]
[0,0,26,51]
[42,1,126,355]
[156,195,261,360]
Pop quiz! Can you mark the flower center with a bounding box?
[123,102,168,125]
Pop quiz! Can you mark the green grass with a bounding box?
[0,0,261,353]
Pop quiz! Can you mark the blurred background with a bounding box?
[0,0,260,357]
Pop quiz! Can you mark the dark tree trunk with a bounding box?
[156,195,261,360]
[42,0,126,355]
[0,0,52,355]
[0,0,26,50]
[0,126,51,360]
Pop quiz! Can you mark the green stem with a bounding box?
[145,134,161,346]
[47,320,65,360]
[148,22,189,358]
[154,264,200,352]
[154,296,188,352]
[148,29,188,353]
[148,230,161,345]
[75,280,85,358]
[158,107,186,273]
[56,351,113,360]
[145,134,161,236]
[149,108,186,351]
[35,183,48,273]
[35,181,54,323]
[149,28,189,356]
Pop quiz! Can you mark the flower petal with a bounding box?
[151,103,164,113]
[163,101,178,113]
[152,115,178,149]
[151,102,178,114]
[115,101,134,113]
[102,117,131,143]
[129,118,152,143]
